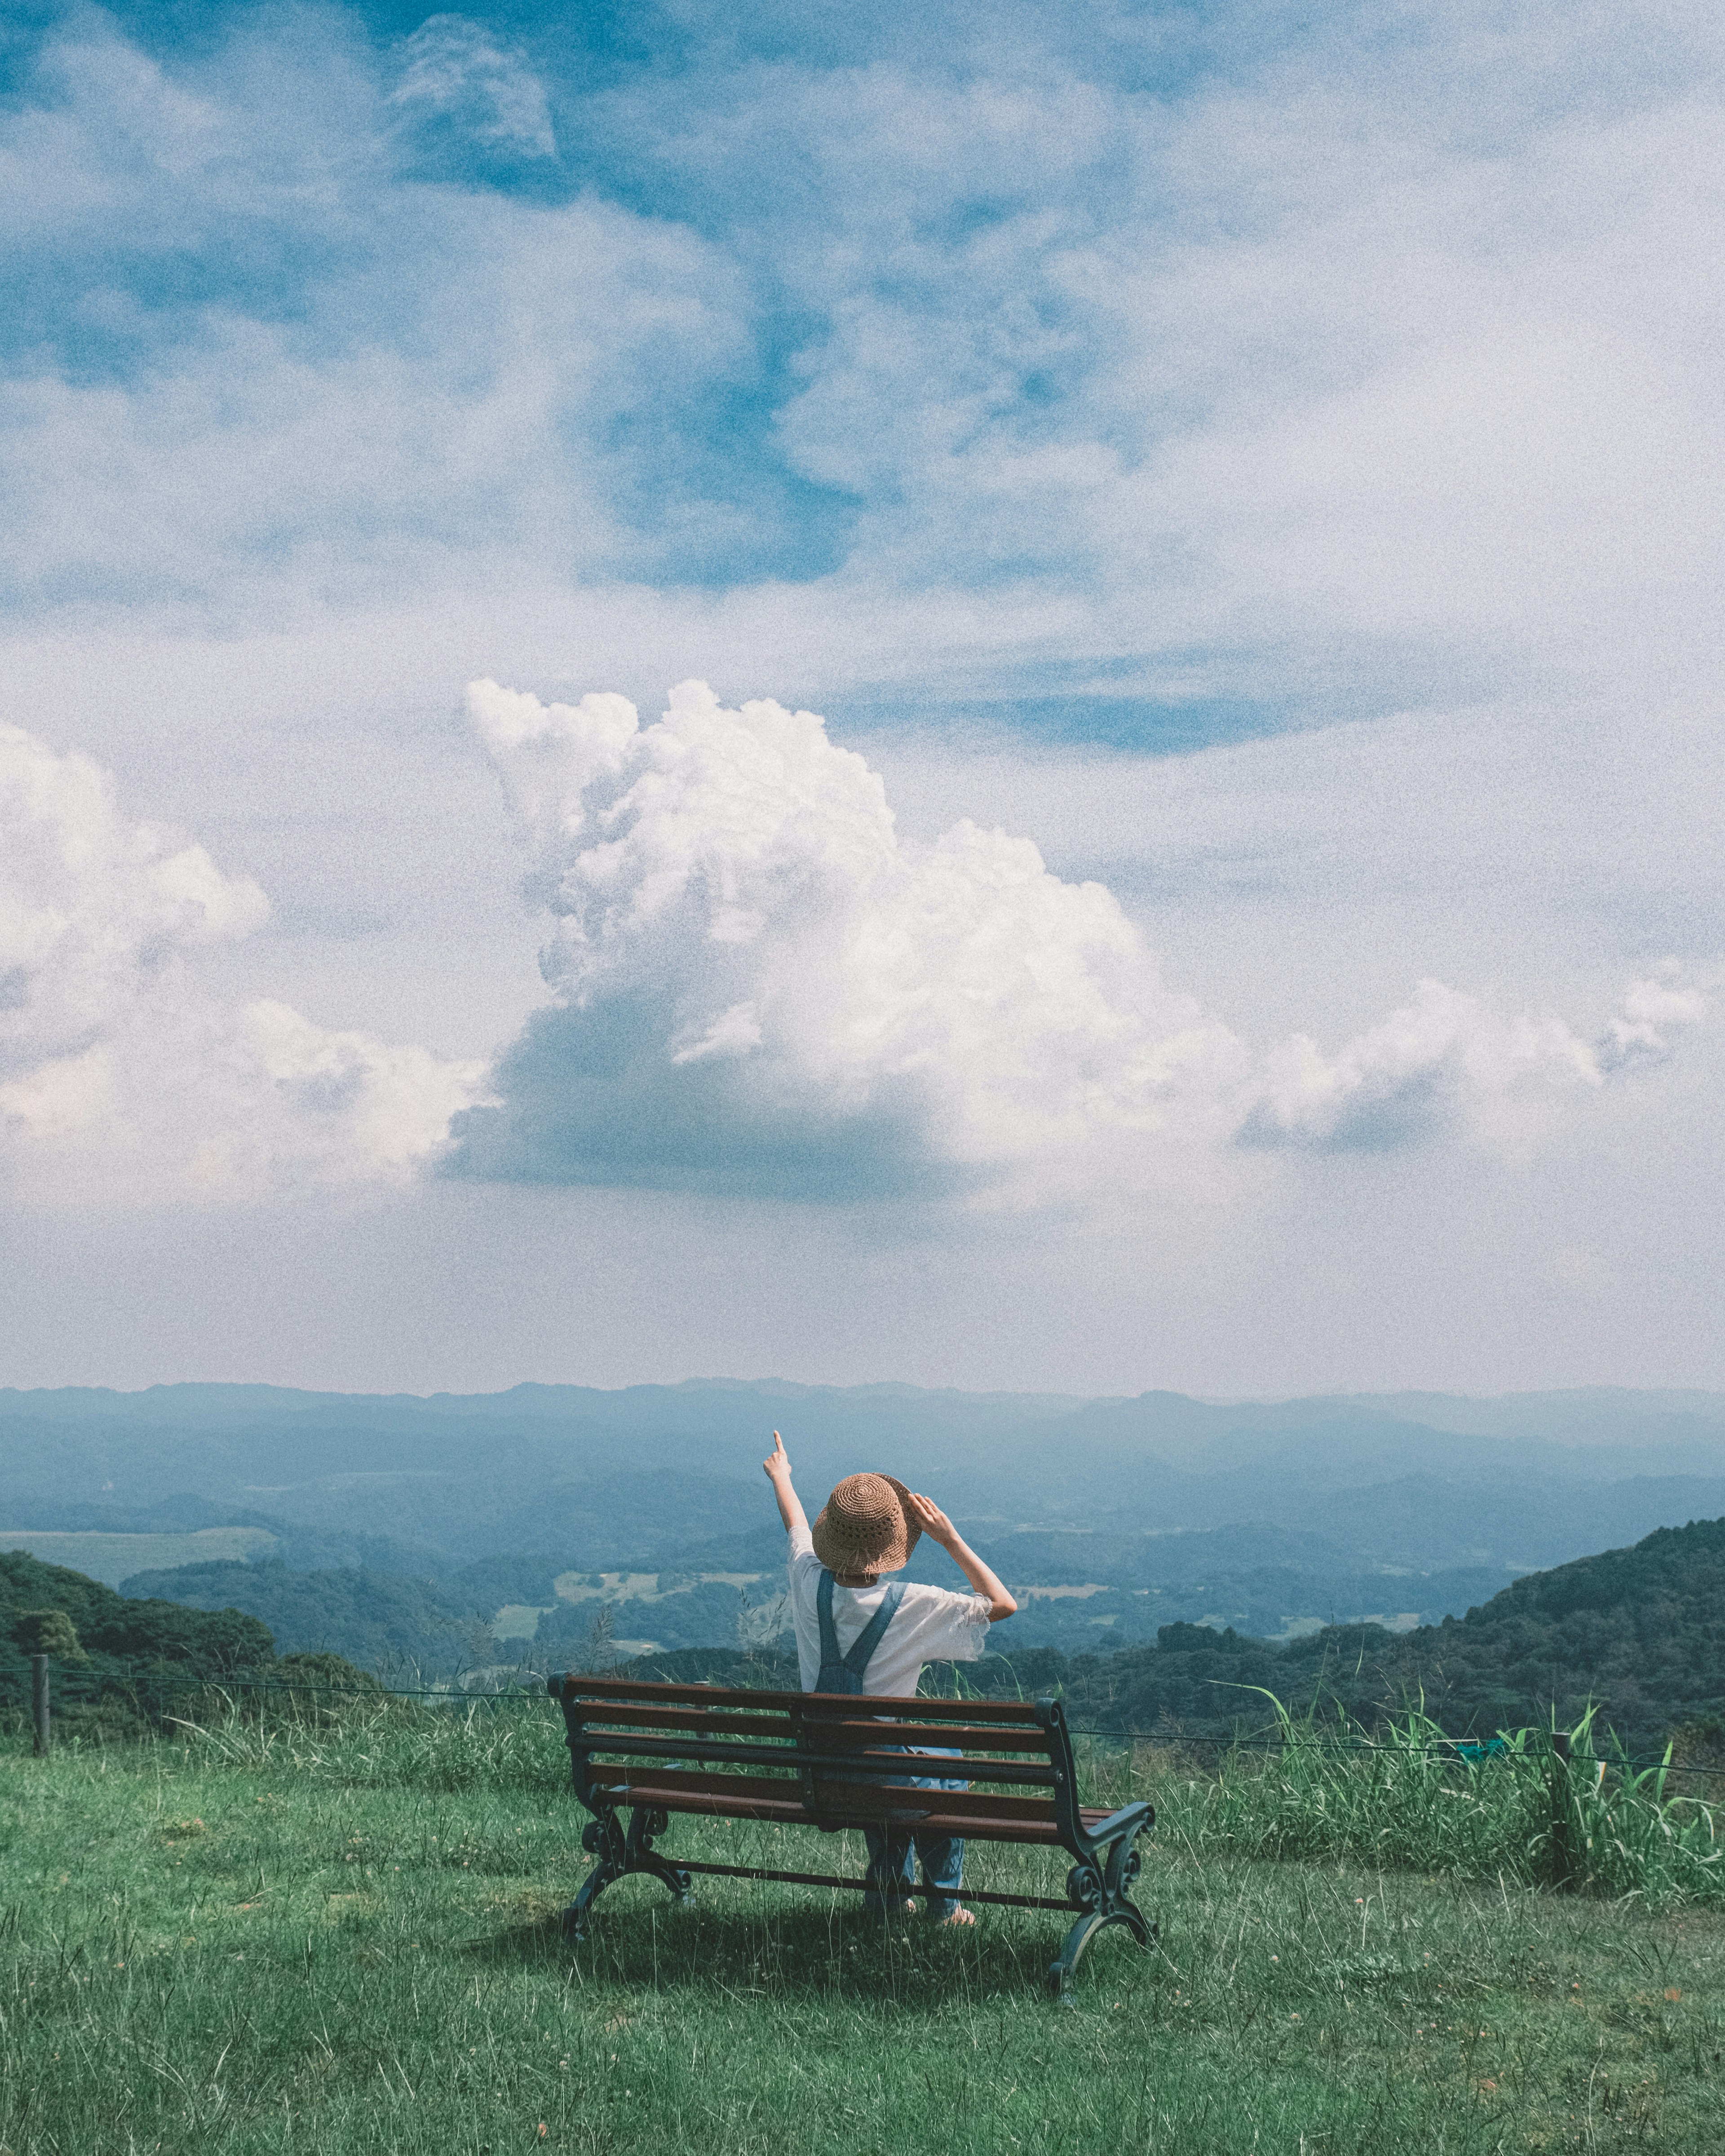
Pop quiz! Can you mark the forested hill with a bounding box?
[947,1513,1725,1752]
[0,1550,377,1736]
[1353,1513,1725,1750]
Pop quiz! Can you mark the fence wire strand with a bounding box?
[8,1663,1716,1780]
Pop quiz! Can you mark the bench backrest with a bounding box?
[548,1671,1088,1847]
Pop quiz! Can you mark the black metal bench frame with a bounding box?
[547,1671,1155,2000]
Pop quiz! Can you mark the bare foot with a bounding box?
[933,1904,975,1927]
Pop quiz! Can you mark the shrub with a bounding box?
[10,1608,84,1658]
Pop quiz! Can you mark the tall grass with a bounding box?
[1153,1697,1725,1909]
[163,1684,570,1793]
[150,1682,1725,1911]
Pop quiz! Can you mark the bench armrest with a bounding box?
[1084,1799,1153,1848]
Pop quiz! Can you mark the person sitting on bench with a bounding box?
[762,1430,1017,1926]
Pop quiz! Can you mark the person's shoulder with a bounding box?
[900,1580,987,1619]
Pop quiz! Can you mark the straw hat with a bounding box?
[810,1472,921,1578]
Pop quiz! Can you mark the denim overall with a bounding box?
[814,1569,965,1919]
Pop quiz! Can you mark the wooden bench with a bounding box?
[547,1671,1156,1999]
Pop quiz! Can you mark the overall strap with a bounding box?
[843,1580,905,1680]
[815,1569,843,1674]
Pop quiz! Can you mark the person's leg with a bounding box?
[862,1826,915,1915]
[905,1745,970,1923]
[914,1830,967,1922]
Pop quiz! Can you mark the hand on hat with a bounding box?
[902,1490,957,1549]
[902,1490,1016,1622]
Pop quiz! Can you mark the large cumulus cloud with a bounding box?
[454,680,1703,1203]
[453,679,1237,1200]
[0,723,488,1201]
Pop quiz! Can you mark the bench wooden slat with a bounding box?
[596,1776,1101,1848]
[559,1702,801,1740]
[573,1728,1059,1786]
[590,1764,1070,1828]
[788,1719,1058,1754]
[594,1776,1062,1845]
[807,1778,1069,1827]
[568,1702,1057,1754]
[796,1699,1045,1726]
[559,1674,1044,1723]
[588,1767,1115,1838]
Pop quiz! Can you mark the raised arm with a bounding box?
[762,1431,809,1540]
[902,1493,1017,1622]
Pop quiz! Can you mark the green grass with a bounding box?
[1167,1700,1725,1905]
[3,1701,1724,2154]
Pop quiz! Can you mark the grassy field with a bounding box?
[3,1702,1723,2155]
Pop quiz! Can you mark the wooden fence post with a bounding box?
[32,1653,51,1757]
[1548,1731,1576,1889]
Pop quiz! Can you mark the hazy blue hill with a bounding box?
[14,1501,1724,1758]
[1349,1389,1725,1450]
[8,1382,1725,1652]
[534,1581,762,1661]
[1255,1473,1725,1571]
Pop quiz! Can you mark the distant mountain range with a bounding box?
[4,1380,1724,1668]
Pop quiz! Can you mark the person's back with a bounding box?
[762,1431,1017,1923]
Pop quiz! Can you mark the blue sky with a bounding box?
[1,2,1721,1395]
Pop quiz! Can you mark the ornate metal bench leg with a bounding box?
[1048,1833,1155,2002]
[626,1807,693,1909]
[1105,1828,1153,1952]
[563,1811,626,1939]
[1049,1905,1106,2002]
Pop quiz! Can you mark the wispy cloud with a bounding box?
[391,15,558,160]
[1,6,1720,730]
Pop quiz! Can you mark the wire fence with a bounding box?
[5,1659,1720,1782]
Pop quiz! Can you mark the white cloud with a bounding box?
[458,677,1701,1200]
[458,676,1240,1199]
[0,720,268,1076]
[0,722,487,1201]
[1597,972,1709,1073]
[1235,973,1704,1152]
[0,6,1719,1386]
